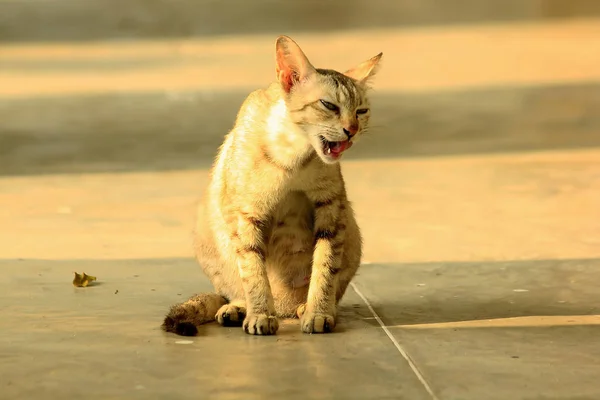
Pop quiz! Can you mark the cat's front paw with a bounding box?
[242,314,279,335]
[300,312,336,334]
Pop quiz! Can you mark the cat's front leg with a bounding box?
[233,210,279,335]
[301,192,347,334]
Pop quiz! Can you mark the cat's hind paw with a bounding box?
[296,303,306,318]
[216,303,246,327]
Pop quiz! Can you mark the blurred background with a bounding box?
[2,3,600,399]
[1,1,600,262]
[1,0,600,176]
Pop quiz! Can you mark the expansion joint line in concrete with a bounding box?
[350,282,440,400]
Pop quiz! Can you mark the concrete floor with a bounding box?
[2,2,600,399]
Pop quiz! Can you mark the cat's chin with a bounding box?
[316,152,341,164]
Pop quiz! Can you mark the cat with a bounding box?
[162,35,382,336]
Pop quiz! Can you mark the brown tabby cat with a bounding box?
[162,35,382,336]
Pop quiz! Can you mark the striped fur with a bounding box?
[163,35,382,336]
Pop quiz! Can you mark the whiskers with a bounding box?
[297,121,340,137]
[359,123,386,139]
[296,121,386,142]
[298,122,333,130]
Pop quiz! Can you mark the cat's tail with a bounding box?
[162,293,227,336]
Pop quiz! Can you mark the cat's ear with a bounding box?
[344,52,383,84]
[275,36,316,93]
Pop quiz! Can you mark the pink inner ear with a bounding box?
[279,68,297,93]
[276,50,296,93]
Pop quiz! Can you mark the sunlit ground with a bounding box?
[1,3,600,399]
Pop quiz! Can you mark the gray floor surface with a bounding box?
[2,259,600,399]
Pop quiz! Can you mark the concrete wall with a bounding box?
[1,0,599,42]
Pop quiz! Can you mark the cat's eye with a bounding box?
[356,108,369,115]
[320,100,339,112]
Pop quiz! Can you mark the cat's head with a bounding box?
[275,35,382,164]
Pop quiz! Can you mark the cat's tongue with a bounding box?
[328,140,351,157]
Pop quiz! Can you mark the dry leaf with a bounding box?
[73,272,97,287]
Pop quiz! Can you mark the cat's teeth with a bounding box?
[326,147,331,155]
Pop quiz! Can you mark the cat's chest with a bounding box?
[286,166,324,193]
[286,158,341,191]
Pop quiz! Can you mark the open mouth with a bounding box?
[320,136,353,159]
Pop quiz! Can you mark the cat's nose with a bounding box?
[343,125,358,139]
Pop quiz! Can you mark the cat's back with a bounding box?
[233,83,282,130]
[209,84,277,173]
[206,83,285,202]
